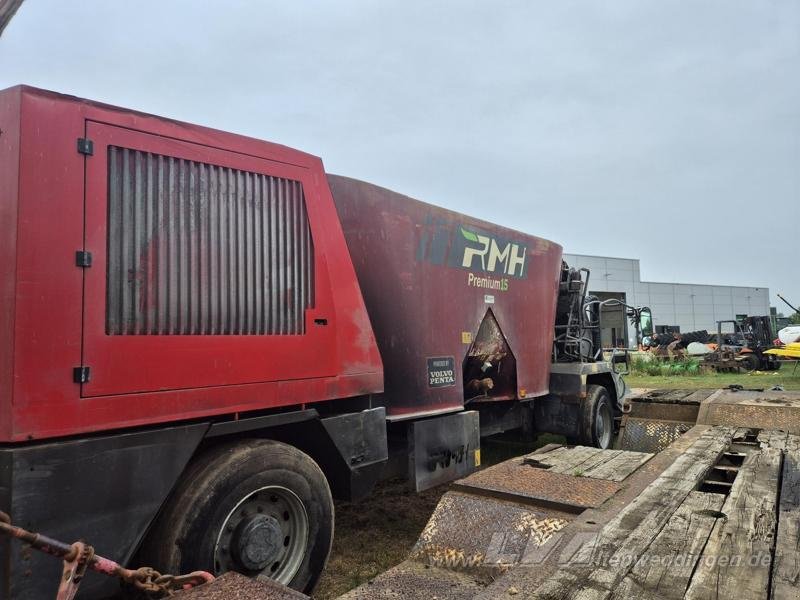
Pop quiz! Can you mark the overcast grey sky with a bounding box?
[2,1,798,311]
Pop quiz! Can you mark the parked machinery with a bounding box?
[0,86,627,599]
[646,317,781,372]
[706,317,780,372]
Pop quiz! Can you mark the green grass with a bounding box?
[630,356,703,377]
[625,363,800,390]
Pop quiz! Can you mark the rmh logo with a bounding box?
[460,227,526,277]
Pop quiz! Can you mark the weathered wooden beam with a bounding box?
[532,426,735,600]
[685,447,781,600]
[609,491,726,599]
[771,448,800,600]
[568,450,623,476]
[585,451,651,482]
[528,447,651,482]
[757,429,789,450]
[536,447,607,474]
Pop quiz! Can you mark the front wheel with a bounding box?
[139,439,333,593]
[740,353,760,372]
[580,385,614,449]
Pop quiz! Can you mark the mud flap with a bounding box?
[408,411,480,492]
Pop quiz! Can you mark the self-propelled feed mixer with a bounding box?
[0,86,627,598]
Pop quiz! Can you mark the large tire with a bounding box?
[740,353,760,372]
[140,439,333,594]
[579,385,614,449]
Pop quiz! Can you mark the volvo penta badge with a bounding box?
[427,357,456,387]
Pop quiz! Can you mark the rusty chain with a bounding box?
[0,511,214,598]
[123,566,215,597]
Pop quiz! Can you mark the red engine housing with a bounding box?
[0,86,383,442]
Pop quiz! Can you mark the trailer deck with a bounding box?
[329,388,800,600]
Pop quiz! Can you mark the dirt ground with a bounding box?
[312,433,553,599]
[311,478,445,599]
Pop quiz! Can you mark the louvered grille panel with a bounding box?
[107,146,314,335]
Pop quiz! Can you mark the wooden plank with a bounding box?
[584,451,652,482]
[683,389,718,403]
[610,491,726,599]
[772,449,800,600]
[528,446,605,474]
[545,447,607,474]
[660,389,696,402]
[685,447,782,600]
[532,426,735,600]
[570,450,623,476]
[757,429,788,450]
[533,447,651,481]
[526,445,571,463]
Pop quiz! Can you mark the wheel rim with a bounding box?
[595,402,613,449]
[214,486,309,586]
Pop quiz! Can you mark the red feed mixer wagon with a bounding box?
[0,86,628,599]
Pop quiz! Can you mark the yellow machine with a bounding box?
[765,343,800,359]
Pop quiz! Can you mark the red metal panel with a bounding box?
[1,86,383,441]
[0,87,20,441]
[84,123,336,396]
[12,87,85,433]
[329,175,562,419]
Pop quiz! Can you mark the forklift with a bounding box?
[706,316,780,372]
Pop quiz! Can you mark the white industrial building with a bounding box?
[562,253,771,348]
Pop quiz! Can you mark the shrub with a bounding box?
[630,356,702,377]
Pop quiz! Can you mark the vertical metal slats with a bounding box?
[107,146,314,335]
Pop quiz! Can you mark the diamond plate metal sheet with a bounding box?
[174,571,308,599]
[409,491,570,572]
[338,560,488,600]
[456,458,620,510]
[618,417,693,453]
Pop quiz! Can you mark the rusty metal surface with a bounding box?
[338,559,488,600]
[107,146,314,335]
[627,390,704,424]
[454,458,620,511]
[629,401,700,422]
[616,389,715,452]
[409,491,570,573]
[174,572,308,599]
[618,417,693,453]
[696,389,800,434]
[631,388,717,405]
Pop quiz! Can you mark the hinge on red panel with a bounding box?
[73,366,91,384]
[75,250,92,268]
[77,138,94,156]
